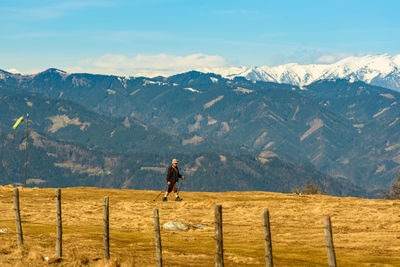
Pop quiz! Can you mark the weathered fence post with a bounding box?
[103,196,110,261]
[55,189,62,259]
[153,208,162,267]
[215,204,224,267]
[323,216,337,267]
[263,209,273,267]
[13,188,23,247]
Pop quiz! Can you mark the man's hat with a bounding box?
[172,159,178,164]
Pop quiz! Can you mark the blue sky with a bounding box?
[1,0,399,76]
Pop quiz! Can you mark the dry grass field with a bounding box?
[1,186,400,266]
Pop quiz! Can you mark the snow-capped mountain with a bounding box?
[203,54,400,91]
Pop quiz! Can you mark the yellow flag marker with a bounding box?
[12,116,24,129]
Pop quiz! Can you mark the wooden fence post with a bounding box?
[103,196,110,261]
[215,204,224,267]
[13,188,23,247]
[263,209,273,267]
[153,208,162,267]
[323,216,337,267]
[55,189,62,258]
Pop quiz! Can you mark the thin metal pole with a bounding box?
[24,113,29,187]
[177,179,185,195]
[153,186,168,202]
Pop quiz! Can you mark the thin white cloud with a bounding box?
[5,68,22,74]
[316,55,337,64]
[316,53,353,64]
[65,53,227,77]
[268,48,356,66]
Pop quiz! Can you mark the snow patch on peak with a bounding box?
[199,66,247,79]
[210,77,218,83]
[118,77,127,88]
[41,68,70,79]
[394,54,400,65]
[42,68,68,76]
[143,79,168,86]
[6,68,21,74]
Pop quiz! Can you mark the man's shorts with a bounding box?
[167,183,177,193]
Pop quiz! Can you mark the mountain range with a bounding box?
[203,54,400,92]
[0,95,358,196]
[1,66,400,197]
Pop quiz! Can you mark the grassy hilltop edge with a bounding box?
[0,186,400,266]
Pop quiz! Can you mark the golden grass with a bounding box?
[1,186,400,266]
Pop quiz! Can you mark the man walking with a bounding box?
[163,159,185,201]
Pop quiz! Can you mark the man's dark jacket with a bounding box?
[166,165,182,184]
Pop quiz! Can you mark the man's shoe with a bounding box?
[162,197,167,202]
[175,196,183,201]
